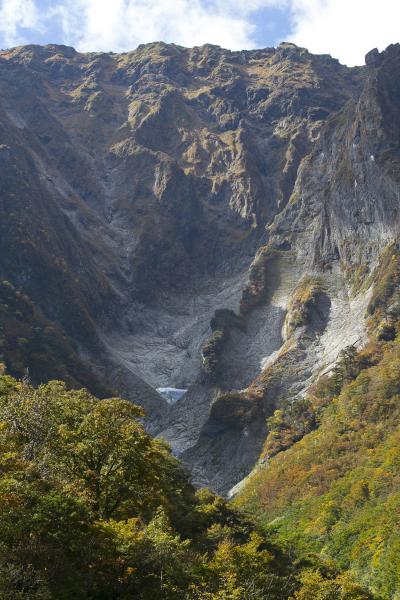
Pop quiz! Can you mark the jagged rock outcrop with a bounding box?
[0,41,399,491]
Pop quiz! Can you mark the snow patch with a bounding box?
[157,387,187,405]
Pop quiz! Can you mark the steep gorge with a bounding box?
[0,41,399,493]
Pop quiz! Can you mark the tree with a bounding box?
[50,397,156,519]
[291,570,372,600]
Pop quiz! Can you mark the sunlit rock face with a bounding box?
[1,41,400,491]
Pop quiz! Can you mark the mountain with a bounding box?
[0,40,399,495]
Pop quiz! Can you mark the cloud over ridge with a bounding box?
[0,0,399,66]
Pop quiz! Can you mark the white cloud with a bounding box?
[0,0,399,66]
[54,0,271,53]
[0,0,41,47]
[288,0,400,65]
[49,0,400,65]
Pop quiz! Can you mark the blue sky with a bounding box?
[0,0,399,66]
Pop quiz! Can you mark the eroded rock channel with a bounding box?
[1,41,400,492]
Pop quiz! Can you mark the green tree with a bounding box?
[50,397,155,519]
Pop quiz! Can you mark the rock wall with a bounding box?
[0,41,399,491]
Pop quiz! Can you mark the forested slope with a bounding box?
[235,246,400,599]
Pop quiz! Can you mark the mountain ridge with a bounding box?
[0,40,399,491]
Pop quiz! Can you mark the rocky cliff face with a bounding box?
[0,41,399,492]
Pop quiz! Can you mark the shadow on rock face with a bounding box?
[309,291,332,332]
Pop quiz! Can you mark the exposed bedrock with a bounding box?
[0,42,400,491]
